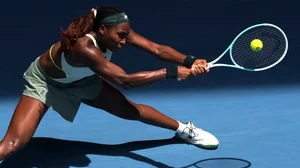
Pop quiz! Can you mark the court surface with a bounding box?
[0,85,299,168]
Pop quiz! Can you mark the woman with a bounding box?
[0,6,218,160]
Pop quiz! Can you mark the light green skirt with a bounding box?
[22,57,102,122]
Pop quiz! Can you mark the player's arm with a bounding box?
[76,38,185,89]
[127,29,209,74]
[126,29,188,64]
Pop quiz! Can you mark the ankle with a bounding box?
[176,121,186,133]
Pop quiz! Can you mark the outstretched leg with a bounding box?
[82,79,179,131]
[0,96,48,160]
[82,79,219,150]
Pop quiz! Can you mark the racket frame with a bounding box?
[208,23,288,71]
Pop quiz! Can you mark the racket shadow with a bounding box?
[180,157,251,168]
[0,137,184,168]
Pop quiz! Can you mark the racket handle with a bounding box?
[177,64,210,81]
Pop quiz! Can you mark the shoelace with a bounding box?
[183,122,198,139]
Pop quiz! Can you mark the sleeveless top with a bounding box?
[51,34,113,83]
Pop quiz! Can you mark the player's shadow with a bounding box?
[0,137,251,168]
[0,137,182,168]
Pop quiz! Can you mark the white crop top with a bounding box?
[51,34,113,83]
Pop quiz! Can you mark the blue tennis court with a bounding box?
[1,0,300,167]
[0,86,300,167]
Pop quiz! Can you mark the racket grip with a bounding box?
[177,64,210,81]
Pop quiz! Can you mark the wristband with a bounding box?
[166,65,178,78]
[183,55,197,68]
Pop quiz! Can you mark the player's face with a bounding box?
[100,22,131,51]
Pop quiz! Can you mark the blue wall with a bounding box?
[1,0,299,97]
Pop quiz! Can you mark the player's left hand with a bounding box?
[191,59,210,76]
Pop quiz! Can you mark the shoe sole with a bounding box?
[174,134,219,150]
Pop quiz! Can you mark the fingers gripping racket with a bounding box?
[178,23,288,81]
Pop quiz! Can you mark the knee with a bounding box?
[0,142,7,161]
[122,102,143,120]
[0,138,22,160]
[131,103,147,119]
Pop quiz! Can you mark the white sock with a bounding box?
[176,121,186,133]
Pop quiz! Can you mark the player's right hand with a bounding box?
[177,66,193,80]
[191,59,210,76]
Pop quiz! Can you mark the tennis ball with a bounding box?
[250,39,263,52]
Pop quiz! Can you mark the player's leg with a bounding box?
[82,79,219,149]
[83,79,179,131]
[0,96,48,160]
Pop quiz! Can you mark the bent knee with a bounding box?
[0,138,23,160]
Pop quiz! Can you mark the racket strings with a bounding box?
[231,26,287,70]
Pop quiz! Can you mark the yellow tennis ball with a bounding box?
[250,39,263,52]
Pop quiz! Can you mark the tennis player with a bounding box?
[0,6,218,160]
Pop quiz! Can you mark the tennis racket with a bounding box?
[178,23,288,80]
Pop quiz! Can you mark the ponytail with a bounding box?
[60,9,95,52]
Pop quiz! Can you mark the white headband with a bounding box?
[91,8,97,19]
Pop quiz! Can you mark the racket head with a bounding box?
[228,23,288,71]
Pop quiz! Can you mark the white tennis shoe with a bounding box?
[175,122,219,150]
